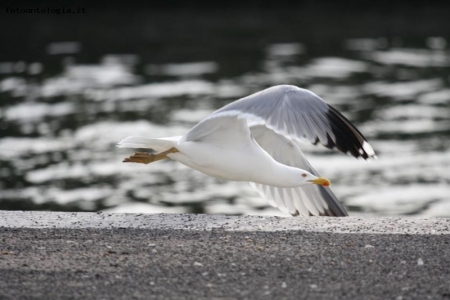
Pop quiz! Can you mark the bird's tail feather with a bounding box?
[117,136,182,152]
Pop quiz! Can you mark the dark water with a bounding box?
[1,6,450,216]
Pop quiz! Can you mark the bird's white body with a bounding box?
[171,140,263,182]
[169,138,305,188]
[118,85,376,217]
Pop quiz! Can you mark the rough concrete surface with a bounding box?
[0,211,449,300]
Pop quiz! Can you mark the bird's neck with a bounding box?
[253,159,303,188]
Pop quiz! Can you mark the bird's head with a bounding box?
[300,171,331,187]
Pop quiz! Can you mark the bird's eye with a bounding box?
[302,174,307,178]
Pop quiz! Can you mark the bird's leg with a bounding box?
[123,147,179,164]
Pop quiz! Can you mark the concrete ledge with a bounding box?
[1,211,449,300]
[1,210,449,234]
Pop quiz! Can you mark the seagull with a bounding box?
[117,85,376,217]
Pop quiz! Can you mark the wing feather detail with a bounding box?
[186,85,375,159]
[248,124,348,217]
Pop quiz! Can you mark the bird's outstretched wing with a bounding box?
[186,85,375,160]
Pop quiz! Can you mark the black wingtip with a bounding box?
[324,105,376,160]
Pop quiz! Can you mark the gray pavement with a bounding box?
[0,211,449,299]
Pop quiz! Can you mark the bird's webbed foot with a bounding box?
[122,147,179,164]
[123,152,156,164]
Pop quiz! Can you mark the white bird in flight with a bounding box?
[118,85,376,217]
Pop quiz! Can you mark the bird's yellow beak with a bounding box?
[310,177,331,187]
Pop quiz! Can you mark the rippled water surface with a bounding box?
[1,9,449,217]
